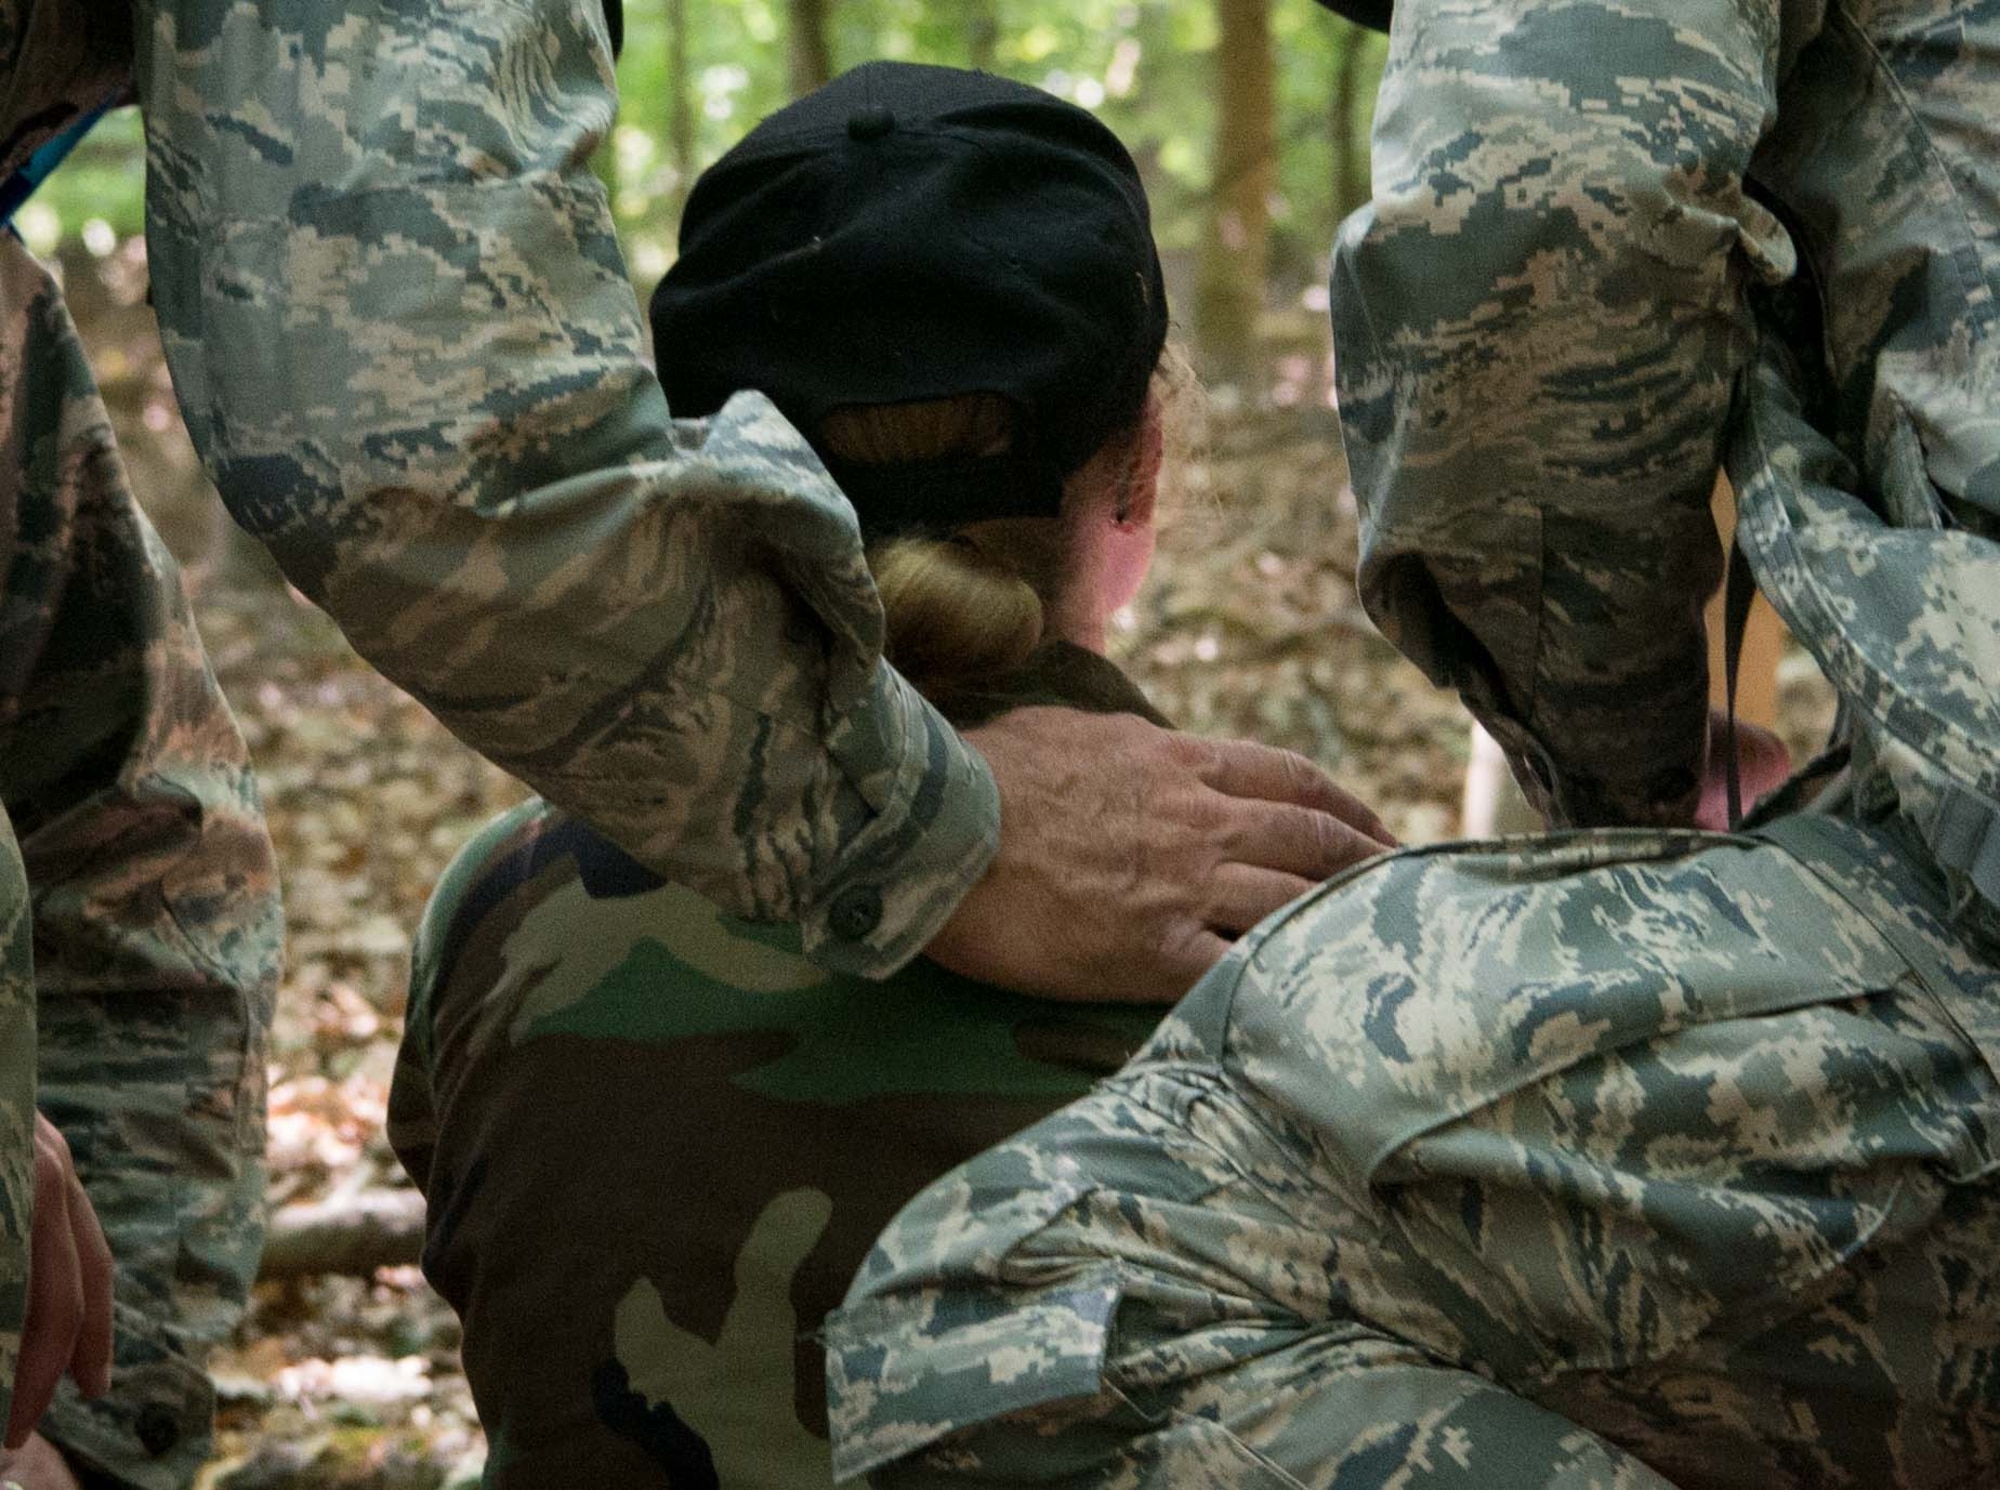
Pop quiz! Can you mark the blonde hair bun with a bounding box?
[867,536,1044,695]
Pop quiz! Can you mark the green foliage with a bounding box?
[30,2,1386,340]
[605,0,1385,300]
[26,108,146,256]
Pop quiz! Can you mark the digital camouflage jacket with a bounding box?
[129,0,999,980]
[1334,0,2000,945]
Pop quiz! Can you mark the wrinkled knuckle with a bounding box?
[1121,814,1162,907]
[1164,730,1215,772]
[1307,808,1345,870]
[1336,823,1380,874]
[1155,917,1201,975]
[1285,748,1331,800]
[1180,785,1226,838]
[1110,709,1155,742]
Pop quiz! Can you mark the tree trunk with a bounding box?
[789,0,834,99]
[258,1189,428,1280]
[667,0,695,198]
[1331,19,1367,220]
[1197,0,1276,385]
[968,0,1000,72]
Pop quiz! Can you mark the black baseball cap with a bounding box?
[649,62,1169,538]
[1312,0,1391,30]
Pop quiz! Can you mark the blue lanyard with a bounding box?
[0,103,111,229]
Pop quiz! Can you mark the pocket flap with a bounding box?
[824,1268,1122,1484]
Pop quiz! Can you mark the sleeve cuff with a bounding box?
[40,1304,214,1490]
[801,664,1001,979]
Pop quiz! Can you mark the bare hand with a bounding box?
[1694,709,1793,831]
[0,1430,82,1490]
[7,1116,113,1450]
[928,709,1395,1003]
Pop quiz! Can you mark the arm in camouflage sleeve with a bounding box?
[0,238,280,1490]
[1330,0,1798,827]
[129,0,998,977]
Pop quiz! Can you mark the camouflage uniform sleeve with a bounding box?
[1330,0,1798,827]
[0,238,280,1490]
[130,0,999,977]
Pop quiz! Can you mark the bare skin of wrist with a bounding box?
[1693,708,1794,831]
[926,707,1395,1003]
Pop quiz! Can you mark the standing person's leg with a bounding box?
[0,816,33,1438]
[0,233,280,1485]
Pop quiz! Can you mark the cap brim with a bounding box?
[1308,0,1392,31]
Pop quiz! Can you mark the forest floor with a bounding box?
[59,244,1837,1487]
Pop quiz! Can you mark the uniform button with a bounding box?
[829,884,883,941]
[846,106,896,142]
[136,1403,180,1457]
[782,606,819,648]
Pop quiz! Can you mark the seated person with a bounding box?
[388,61,1392,1490]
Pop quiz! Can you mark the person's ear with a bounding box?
[1098,403,1161,619]
[1114,392,1164,530]
[1096,503,1156,620]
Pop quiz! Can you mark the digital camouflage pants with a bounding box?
[828,812,2000,1489]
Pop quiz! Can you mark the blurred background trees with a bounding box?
[34,0,1388,400]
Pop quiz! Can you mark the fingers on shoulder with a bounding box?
[1205,864,1318,936]
[31,1144,71,1209]
[31,1117,70,1168]
[1149,920,1233,995]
